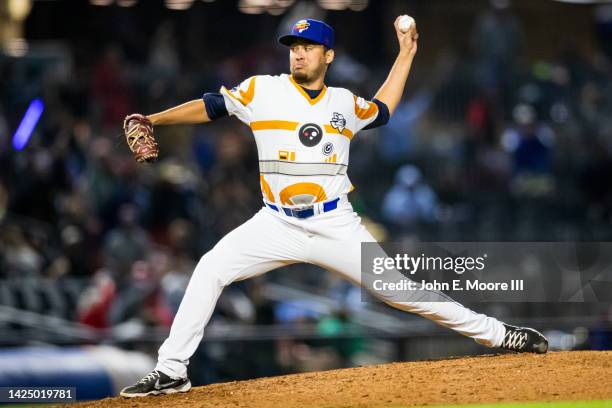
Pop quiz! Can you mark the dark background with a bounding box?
[0,0,611,399]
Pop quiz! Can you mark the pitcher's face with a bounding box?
[289,40,333,84]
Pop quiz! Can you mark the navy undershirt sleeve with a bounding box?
[363,98,390,130]
[202,92,229,120]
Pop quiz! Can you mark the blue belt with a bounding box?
[265,198,340,219]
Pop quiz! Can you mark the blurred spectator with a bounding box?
[53,192,101,276]
[464,90,512,193]
[103,203,151,277]
[91,46,134,128]
[470,0,524,88]
[501,104,555,197]
[146,160,203,242]
[148,22,181,80]
[382,165,439,228]
[108,260,173,328]
[378,92,431,163]
[78,269,117,328]
[1,224,43,277]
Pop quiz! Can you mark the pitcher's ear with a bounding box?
[325,48,335,64]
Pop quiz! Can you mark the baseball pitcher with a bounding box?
[120,17,548,397]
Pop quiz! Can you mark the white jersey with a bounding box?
[220,74,380,208]
[155,74,508,384]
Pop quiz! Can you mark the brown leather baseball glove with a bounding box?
[123,113,158,163]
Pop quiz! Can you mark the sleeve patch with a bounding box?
[226,76,257,107]
[354,95,379,120]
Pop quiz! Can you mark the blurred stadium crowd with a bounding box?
[0,0,611,384]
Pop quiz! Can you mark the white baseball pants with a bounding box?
[156,198,505,379]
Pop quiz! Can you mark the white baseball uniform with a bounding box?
[155,74,506,379]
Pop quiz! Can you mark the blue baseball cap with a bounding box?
[278,19,335,49]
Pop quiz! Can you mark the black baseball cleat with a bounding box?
[500,324,548,354]
[120,370,191,397]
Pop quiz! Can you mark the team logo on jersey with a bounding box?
[330,112,346,133]
[294,20,310,33]
[322,142,334,156]
[298,123,323,147]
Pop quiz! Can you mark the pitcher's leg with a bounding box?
[156,209,307,378]
[306,213,505,348]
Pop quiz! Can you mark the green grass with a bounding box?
[405,400,612,408]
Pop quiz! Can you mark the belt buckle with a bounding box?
[292,204,311,217]
[293,204,313,211]
[295,208,314,219]
[287,204,313,218]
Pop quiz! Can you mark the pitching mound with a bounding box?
[76,351,610,407]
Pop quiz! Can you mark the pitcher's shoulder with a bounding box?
[249,74,290,89]
[326,85,355,99]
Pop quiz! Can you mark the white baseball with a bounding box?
[398,15,415,33]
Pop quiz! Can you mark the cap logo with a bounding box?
[294,20,310,33]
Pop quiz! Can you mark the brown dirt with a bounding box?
[73,351,611,408]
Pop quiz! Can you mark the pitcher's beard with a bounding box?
[291,70,308,83]
[291,63,327,86]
